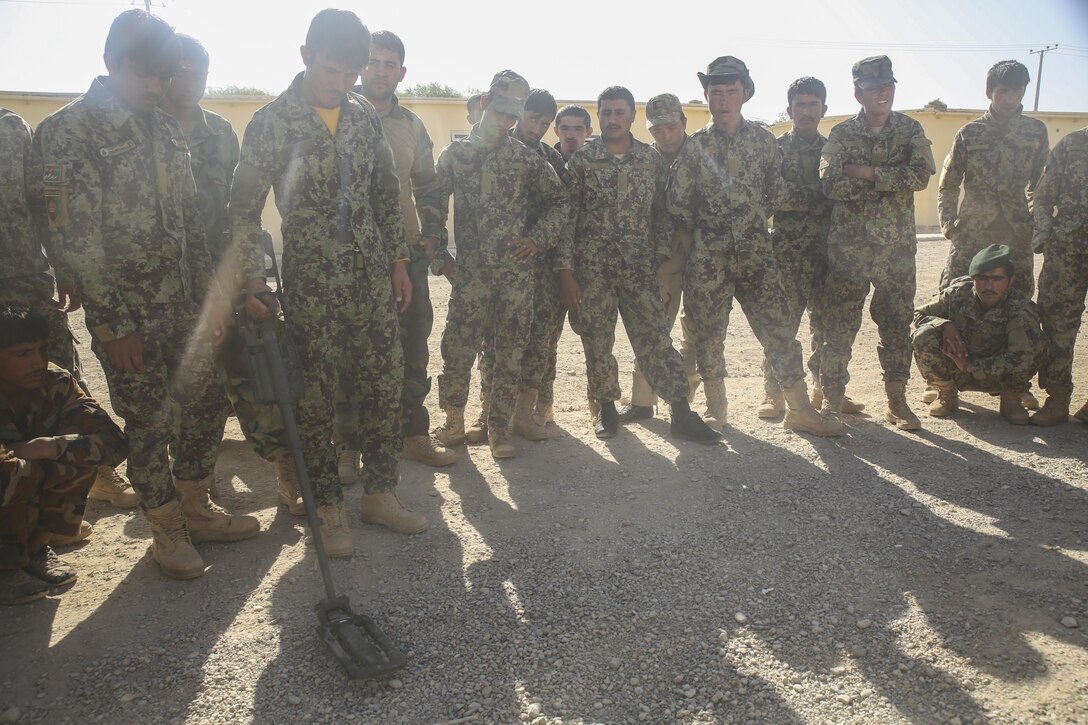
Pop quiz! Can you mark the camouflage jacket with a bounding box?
[652,134,687,168]
[230,73,407,284]
[1,366,127,505]
[937,107,1048,241]
[913,277,1041,378]
[1032,127,1088,250]
[0,109,49,279]
[186,108,239,265]
[773,129,831,240]
[429,123,567,268]
[561,135,670,271]
[820,110,935,246]
[667,119,784,254]
[34,78,213,343]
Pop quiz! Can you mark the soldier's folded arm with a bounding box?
[53,373,128,469]
[819,139,878,201]
[912,289,953,332]
[872,128,935,193]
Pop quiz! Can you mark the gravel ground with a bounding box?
[2,238,1087,725]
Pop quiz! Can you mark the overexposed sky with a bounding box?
[1,0,1086,122]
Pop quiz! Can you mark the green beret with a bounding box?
[969,244,1013,276]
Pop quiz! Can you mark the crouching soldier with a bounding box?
[912,244,1042,424]
[0,306,127,604]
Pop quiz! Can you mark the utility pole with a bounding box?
[1029,45,1058,112]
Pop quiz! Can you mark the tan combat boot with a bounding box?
[435,407,468,446]
[884,380,921,431]
[51,519,93,547]
[402,434,459,466]
[88,466,139,508]
[535,396,555,425]
[489,424,517,459]
[1031,386,1071,426]
[819,390,843,424]
[1000,389,1030,425]
[174,475,260,543]
[921,386,939,404]
[1020,390,1040,411]
[702,379,728,429]
[316,503,353,557]
[1074,398,1088,425]
[782,380,844,436]
[840,393,865,414]
[927,381,959,417]
[144,499,204,580]
[337,449,360,486]
[465,389,489,444]
[757,389,785,419]
[273,454,305,516]
[513,389,551,441]
[360,491,429,534]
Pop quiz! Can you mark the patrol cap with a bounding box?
[852,55,897,90]
[969,244,1014,276]
[645,93,683,128]
[488,70,530,118]
[697,56,755,99]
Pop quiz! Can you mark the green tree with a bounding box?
[205,86,273,98]
[399,82,464,98]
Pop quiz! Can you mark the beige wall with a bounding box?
[5,90,1082,233]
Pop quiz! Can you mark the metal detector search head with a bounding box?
[316,596,408,679]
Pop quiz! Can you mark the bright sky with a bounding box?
[1,0,1086,123]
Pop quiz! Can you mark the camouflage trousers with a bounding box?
[91,302,221,508]
[764,224,828,397]
[1,274,82,381]
[630,233,697,407]
[1036,240,1088,390]
[684,244,805,386]
[336,248,434,441]
[940,226,1034,297]
[817,237,916,397]
[569,257,688,403]
[438,252,534,431]
[0,459,96,568]
[289,264,403,500]
[912,325,1039,393]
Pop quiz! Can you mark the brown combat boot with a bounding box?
[928,381,959,417]
[402,434,459,466]
[337,449,360,486]
[884,380,921,431]
[757,389,785,419]
[316,503,353,558]
[1074,398,1088,425]
[174,475,260,543]
[465,389,489,444]
[50,520,93,547]
[360,491,429,534]
[435,407,468,446]
[513,389,551,441]
[273,453,305,516]
[783,380,844,437]
[1000,389,1030,425]
[1031,386,1071,426]
[88,466,138,508]
[489,425,517,459]
[144,499,204,580]
[702,379,729,429]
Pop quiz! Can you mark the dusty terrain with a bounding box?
[2,238,1087,725]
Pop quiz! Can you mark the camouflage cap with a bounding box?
[852,55,897,90]
[969,244,1014,276]
[645,93,684,128]
[488,70,530,118]
[697,56,755,98]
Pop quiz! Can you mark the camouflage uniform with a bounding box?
[429,124,567,431]
[1,367,126,568]
[668,120,806,387]
[912,277,1042,391]
[35,78,220,508]
[765,129,832,396]
[937,106,1048,296]
[231,73,407,504]
[175,108,288,475]
[630,134,698,407]
[0,109,79,376]
[563,135,690,403]
[816,109,935,397]
[1034,128,1088,391]
[336,93,445,442]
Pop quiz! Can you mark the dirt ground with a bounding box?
[1,238,1086,725]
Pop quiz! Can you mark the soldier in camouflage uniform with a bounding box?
[560,86,718,442]
[233,11,427,555]
[35,10,258,580]
[553,105,592,163]
[428,71,569,459]
[617,93,699,424]
[158,33,298,513]
[913,245,1042,425]
[669,57,842,437]
[1031,127,1088,426]
[2,106,137,517]
[0,306,127,604]
[817,56,935,431]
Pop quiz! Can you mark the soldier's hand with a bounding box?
[244,278,276,321]
[391,261,412,313]
[507,237,539,263]
[940,323,967,363]
[11,437,61,461]
[420,235,441,261]
[56,278,82,313]
[655,252,669,268]
[558,269,581,312]
[438,259,455,278]
[843,164,876,182]
[105,333,145,373]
